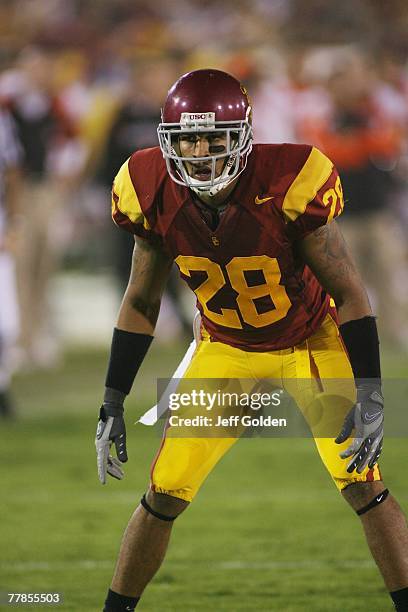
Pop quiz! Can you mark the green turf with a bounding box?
[1,344,407,611]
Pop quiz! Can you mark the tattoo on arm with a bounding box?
[299,221,367,305]
[129,296,161,327]
[310,223,354,280]
[125,237,172,326]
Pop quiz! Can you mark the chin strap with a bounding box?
[189,154,237,196]
[190,179,233,197]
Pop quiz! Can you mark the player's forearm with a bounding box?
[105,288,162,396]
[104,294,157,397]
[116,237,172,335]
[329,282,381,381]
[333,285,372,326]
[116,291,161,335]
[104,237,171,397]
[332,281,381,381]
[300,222,381,380]
[300,221,372,323]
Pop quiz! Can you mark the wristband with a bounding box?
[105,328,153,395]
[339,316,381,380]
[104,387,126,405]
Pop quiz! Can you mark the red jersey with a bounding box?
[112,144,344,351]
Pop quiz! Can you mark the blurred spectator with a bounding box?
[376,42,408,224]
[98,59,168,289]
[98,57,192,336]
[301,50,408,348]
[0,106,22,416]
[0,46,87,367]
[252,46,331,144]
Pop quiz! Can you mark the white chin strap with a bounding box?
[190,177,234,197]
[188,157,236,197]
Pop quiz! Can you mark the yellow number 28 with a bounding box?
[322,176,344,223]
[175,255,291,330]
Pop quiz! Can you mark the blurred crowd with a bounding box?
[0,0,407,415]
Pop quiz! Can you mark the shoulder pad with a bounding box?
[282,147,345,239]
[112,157,151,234]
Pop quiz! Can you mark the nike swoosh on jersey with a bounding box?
[255,195,274,205]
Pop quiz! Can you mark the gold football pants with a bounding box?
[150,314,381,502]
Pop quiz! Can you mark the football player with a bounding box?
[96,70,408,612]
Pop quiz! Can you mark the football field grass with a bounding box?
[1,343,407,611]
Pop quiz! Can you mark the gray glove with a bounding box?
[95,389,128,484]
[335,384,384,474]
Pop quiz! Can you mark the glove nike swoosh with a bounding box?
[363,411,383,422]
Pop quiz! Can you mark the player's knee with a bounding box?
[150,462,194,503]
[142,489,189,520]
[342,481,387,513]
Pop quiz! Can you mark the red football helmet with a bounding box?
[157,69,253,195]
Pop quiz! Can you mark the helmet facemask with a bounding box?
[158,108,253,196]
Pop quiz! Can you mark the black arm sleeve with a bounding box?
[105,328,153,395]
[339,316,381,381]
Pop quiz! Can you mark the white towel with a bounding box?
[137,338,197,425]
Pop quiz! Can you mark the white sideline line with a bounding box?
[217,560,375,569]
[2,559,375,572]
[2,560,113,571]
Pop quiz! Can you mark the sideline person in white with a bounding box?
[0,108,22,416]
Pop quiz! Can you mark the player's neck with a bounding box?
[191,178,238,209]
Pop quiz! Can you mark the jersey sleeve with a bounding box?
[282,147,345,240]
[111,157,155,242]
